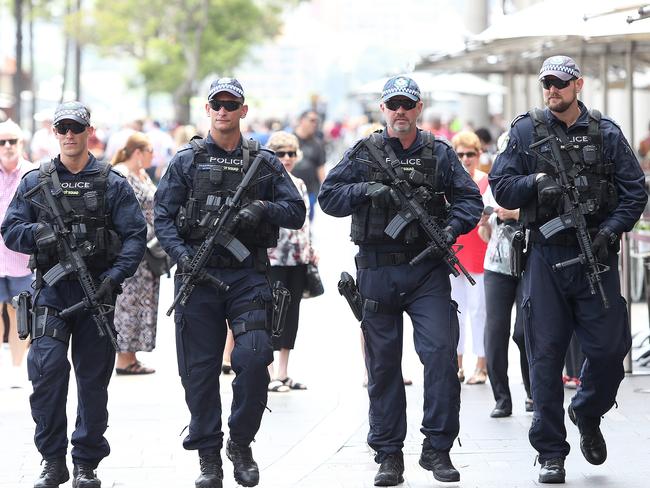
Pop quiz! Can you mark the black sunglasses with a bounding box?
[0,138,19,146]
[384,99,418,111]
[55,122,87,135]
[456,151,477,159]
[541,77,573,90]
[209,100,243,112]
[275,151,297,158]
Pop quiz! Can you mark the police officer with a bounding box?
[490,56,647,484]
[319,76,482,486]
[154,78,305,488]
[1,101,147,488]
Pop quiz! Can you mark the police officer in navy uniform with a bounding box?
[490,56,647,484]
[319,76,482,486]
[154,78,305,488]
[1,101,147,488]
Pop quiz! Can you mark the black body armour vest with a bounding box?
[520,108,618,231]
[351,131,448,246]
[32,160,121,273]
[176,137,278,249]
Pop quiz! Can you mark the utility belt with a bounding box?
[12,291,70,343]
[355,249,423,269]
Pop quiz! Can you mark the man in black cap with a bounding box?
[490,55,647,483]
[319,75,482,486]
[154,78,305,488]
[1,101,147,488]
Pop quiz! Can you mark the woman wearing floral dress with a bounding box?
[110,132,160,374]
[266,132,318,392]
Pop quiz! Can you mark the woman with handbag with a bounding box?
[110,132,161,375]
[266,132,319,392]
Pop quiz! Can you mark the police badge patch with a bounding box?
[497,132,510,154]
[394,78,409,89]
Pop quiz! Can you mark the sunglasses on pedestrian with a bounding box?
[540,77,573,90]
[54,122,87,135]
[0,138,19,146]
[209,100,243,112]
[456,151,477,159]
[384,99,418,111]
[275,151,297,158]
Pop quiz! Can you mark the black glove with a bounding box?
[33,223,57,251]
[95,276,118,304]
[443,225,457,246]
[177,253,193,274]
[235,200,267,230]
[536,174,562,207]
[591,227,618,263]
[366,182,399,208]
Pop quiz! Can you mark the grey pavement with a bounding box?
[2,209,650,487]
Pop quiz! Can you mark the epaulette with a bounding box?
[348,137,367,159]
[21,167,39,180]
[109,168,126,179]
[510,112,529,127]
[259,146,275,155]
[177,143,193,153]
[599,113,621,130]
[433,136,453,149]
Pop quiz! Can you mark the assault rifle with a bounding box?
[360,142,476,285]
[167,152,277,316]
[24,180,119,349]
[529,135,610,308]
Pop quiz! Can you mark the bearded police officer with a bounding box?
[490,56,647,484]
[154,78,305,488]
[319,76,482,486]
[1,101,147,488]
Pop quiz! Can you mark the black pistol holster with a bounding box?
[338,271,363,321]
[510,228,528,278]
[271,281,291,337]
[12,291,32,340]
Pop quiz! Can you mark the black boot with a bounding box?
[568,404,607,465]
[374,452,404,486]
[34,458,69,488]
[226,438,259,487]
[419,446,460,482]
[196,450,223,488]
[538,458,565,483]
[72,463,101,488]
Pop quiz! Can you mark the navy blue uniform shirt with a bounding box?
[154,133,306,262]
[318,129,483,239]
[1,154,147,284]
[489,102,647,235]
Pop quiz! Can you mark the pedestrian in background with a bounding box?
[1,101,146,488]
[319,76,482,486]
[155,78,305,488]
[266,131,317,392]
[293,110,327,222]
[111,132,159,375]
[450,131,489,386]
[490,55,647,484]
[0,119,35,388]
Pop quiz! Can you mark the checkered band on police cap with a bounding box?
[53,101,91,126]
[538,55,581,82]
[208,77,245,100]
[381,76,421,102]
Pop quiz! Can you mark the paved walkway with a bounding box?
[2,211,649,487]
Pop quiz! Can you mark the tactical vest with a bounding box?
[31,159,121,273]
[520,108,618,230]
[175,137,278,249]
[351,131,448,246]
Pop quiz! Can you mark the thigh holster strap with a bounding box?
[31,306,69,342]
[363,299,401,315]
[229,302,268,337]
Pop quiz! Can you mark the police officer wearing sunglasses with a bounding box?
[154,78,305,488]
[319,76,482,486]
[1,101,147,488]
[490,56,647,483]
